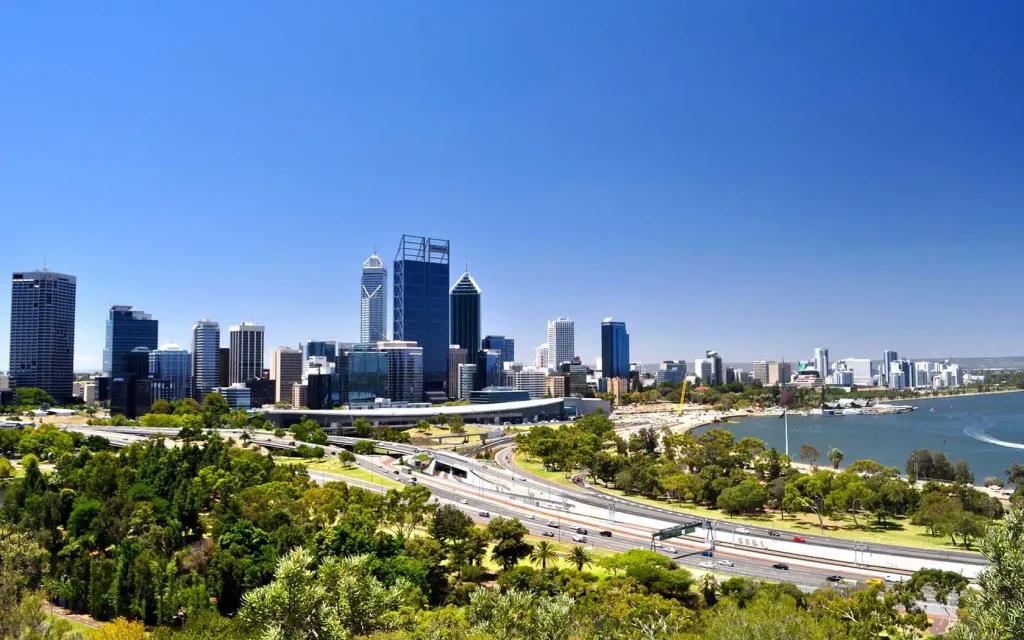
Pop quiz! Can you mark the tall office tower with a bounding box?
[190,319,221,400]
[394,235,450,399]
[475,349,502,390]
[377,340,424,403]
[229,323,265,384]
[102,306,158,379]
[752,359,769,385]
[10,270,77,403]
[217,348,230,388]
[898,358,914,389]
[882,350,898,386]
[767,361,793,386]
[705,350,723,386]
[346,344,390,405]
[457,363,477,401]
[845,358,872,386]
[656,360,687,384]
[360,253,388,343]
[535,344,548,368]
[149,343,191,400]
[600,319,630,379]
[270,347,303,404]
[694,358,714,385]
[302,340,337,377]
[450,270,482,358]
[482,335,516,364]
[504,338,515,363]
[813,348,830,378]
[547,318,575,369]
[447,346,469,398]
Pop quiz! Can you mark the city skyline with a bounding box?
[4,4,1024,369]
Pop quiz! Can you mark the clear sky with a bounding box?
[2,1,1023,371]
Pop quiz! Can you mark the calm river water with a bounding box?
[699,392,1024,482]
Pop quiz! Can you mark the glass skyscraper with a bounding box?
[600,319,630,379]
[346,344,390,404]
[377,341,423,403]
[149,343,191,400]
[360,253,388,343]
[103,305,158,378]
[482,335,514,363]
[191,319,221,400]
[475,349,502,391]
[10,270,77,402]
[394,235,449,399]
[450,270,481,359]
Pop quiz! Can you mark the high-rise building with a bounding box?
[813,348,830,379]
[394,235,449,399]
[559,362,588,397]
[705,350,723,386]
[360,253,388,343]
[897,358,914,389]
[475,349,502,391]
[482,335,515,363]
[447,346,469,398]
[190,320,221,400]
[245,378,275,408]
[513,369,546,399]
[844,358,872,386]
[217,347,230,388]
[149,343,191,400]
[600,319,630,379]
[229,323,265,384]
[767,361,792,386]
[9,270,77,402]
[504,338,515,363]
[450,271,482,359]
[547,318,575,369]
[752,360,769,385]
[694,358,714,386]
[656,361,687,385]
[458,363,477,401]
[830,370,854,386]
[102,306,158,379]
[545,374,567,398]
[346,344,389,405]
[125,347,152,378]
[270,347,303,404]
[291,382,307,408]
[302,340,337,377]
[535,344,548,369]
[377,340,424,403]
[882,350,898,386]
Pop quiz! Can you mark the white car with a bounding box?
[883,574,905,583]
[698,561,714,569]
[459,499,468,504]
[664,546,676,554]
[572,535,587,543]
[524,514,535,520]
[735,527,750,534]
[716,560,734,567]
[653,541,664,548]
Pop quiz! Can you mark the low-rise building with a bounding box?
[291,382,308,408]
[656,361,686,385]
[215,383,252,410]
[545,374,567,398]
[513,368,546,399]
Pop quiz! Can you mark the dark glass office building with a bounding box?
[394,235,450,400]
[10,270,77,403]
[346,344,389,405]
[482,336,514,363]
[102,306,158,379]
[303,340,338,365]
[475,349,502,391]
[601,319,630,379]
[450,270,481,355]
[110,376,173,419]
[245,378,276,408]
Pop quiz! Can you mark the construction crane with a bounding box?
[677,379,689,414]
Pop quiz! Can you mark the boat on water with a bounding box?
[819,403,915,416]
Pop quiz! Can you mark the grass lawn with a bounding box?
[46,612,99,637]
[281,457,405,489]
[514,453,965,552]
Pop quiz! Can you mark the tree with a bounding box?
[798,444,820,467]
[983,476,1003,488]
[716,480,769,515]
[848,459,886,475]
[530,541,558,571]
[954,459,975,485]
[487,517,532,571]
[448,414,466,434]
[203,392,229,418]
[353,440,376,455]
[14,387,55,407]
[0,457,12,480]
[337,450,356,466]
[567,546,593,572]
[827,447,843,469]
[95,617,146,640]
[352,418,372,437]
[173,397,202,415]
[429,504,475,550]
[149,399,172,415]
[699,573,718,607]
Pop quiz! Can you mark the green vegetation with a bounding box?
[518,417,1005,550]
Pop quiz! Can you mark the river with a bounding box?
[697,392,1024,482]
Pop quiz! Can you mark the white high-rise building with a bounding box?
[191,319,221,400]
[694,358,714,385]
[535,344,548,368]
[547,318,575,369]
[845,358,873,387]
[752,360,769,385]
[229,323,265,384]
[270,347,303,404]
[360,253,388,343]
[458,363,477,401]
[813,348,830,378]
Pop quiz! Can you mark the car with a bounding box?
[547,521,559,528]
[568,525,580,532]
[768,531,781,537]
[663,546,676,554]
[577,528,588,535]
[865,578,885,588]
[698,562,714,569]
[716,560,734,567]
[572,535,587,543]
[525,514,535,520]
[792,536,807,543]
[772,563,789,570]
[700,550,714,557]
[883,574,905,584]
[735,527,750,534]
[598,530,613,537]
[478,511,490,518]
[825,575,844,583]
[459,499,468,504]
[653,541,664,548]
[542,531,555,537]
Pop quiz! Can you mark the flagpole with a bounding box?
[784,410,789,457]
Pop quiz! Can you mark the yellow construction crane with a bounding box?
[677,379,689,414]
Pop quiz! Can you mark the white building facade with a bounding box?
[547,318,575,369]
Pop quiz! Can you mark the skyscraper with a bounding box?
[394,235,450,399]
[450,270,482,359]
[752,360,769,385]
[149,343,191,400]
[813,348,830,378]
[190,319,221,400]
[475,349,502,391]
[102,306,158,379]
[882,350,898,386]
[547,318,574,369]
[448,346,469,398]
[482,335,515,363]
[302,340,337,377]
[377,340,424,403]
[270,347,303,404]
[10,270,77,402]
[705,350,723,386]
[229,323,265,384]
[600,319,630,379]
[535,344,548,368]
[360,253,387,343]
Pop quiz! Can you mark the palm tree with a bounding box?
[699,573,718,607]
[530,541,558,570]
[567,546,593,571]
[828,447,844,469]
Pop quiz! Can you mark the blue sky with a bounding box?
[2,1,1023,371]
